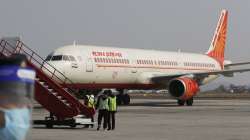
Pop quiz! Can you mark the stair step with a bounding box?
[39,81,45,85]
[61,100,67,103]
[64,88,68,91]
[48,88,53,92]
[51,92,57,96]
[57,96,63,99]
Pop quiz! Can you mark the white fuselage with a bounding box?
[45,45,221,89]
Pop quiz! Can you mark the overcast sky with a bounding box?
[0,0,249,88]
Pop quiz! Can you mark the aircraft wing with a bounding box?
[150,68,250,84]
[224,62,250,67]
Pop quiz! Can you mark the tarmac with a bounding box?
[27,98,250,140]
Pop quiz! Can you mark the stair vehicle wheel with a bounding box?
[70,124,77,128]
[123,94,130,105]
[186,98,193,106]
[177,99,185,106]
[46,123,53,129]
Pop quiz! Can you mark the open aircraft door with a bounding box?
[86,58,93,72]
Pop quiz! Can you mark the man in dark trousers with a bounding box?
[107,90,117,130]
[96,91,109,131]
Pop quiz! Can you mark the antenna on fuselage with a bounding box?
[73,40,77,46]
[177,48,181,53]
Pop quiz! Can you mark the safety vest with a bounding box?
[108,96,117,111]
[87,96,95,108]
[98,97,109,110]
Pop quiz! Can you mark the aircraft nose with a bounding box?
[41,61,66,82]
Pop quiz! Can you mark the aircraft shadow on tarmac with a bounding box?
[127,100,242,107]
[128,101,179,107]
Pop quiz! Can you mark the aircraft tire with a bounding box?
[46,123,53,129]
[123,94,130,105]
[116,94,123,105]
[186,98,193,106]
[70,123,77,128]
[177,99,185,106]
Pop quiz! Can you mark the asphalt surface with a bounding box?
[27,98,250,140]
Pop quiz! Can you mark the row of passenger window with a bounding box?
[94,57,130,64]
[184,62,215,68]
[137,59,178,66]
[45,55,76,61]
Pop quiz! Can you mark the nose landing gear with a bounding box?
[116,89,130,105]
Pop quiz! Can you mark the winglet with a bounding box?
[206,10,228,69]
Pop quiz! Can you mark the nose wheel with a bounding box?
[116,89,130,105]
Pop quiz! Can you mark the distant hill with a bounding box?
[201,81,234,91]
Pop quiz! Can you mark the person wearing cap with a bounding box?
[0,54,36,140]
[95,91,109,131]
[107,90,117,130]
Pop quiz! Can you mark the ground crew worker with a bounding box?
[0,54,35,140]
[107,90,117,130]
[87,95,95,109]
[96,91,109,131]
[86,94,95,128]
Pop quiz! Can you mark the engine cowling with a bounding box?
[168,77,199,100]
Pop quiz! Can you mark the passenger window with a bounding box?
[69,56,76,61]
[63,55,70,61]
[51,55,63,61]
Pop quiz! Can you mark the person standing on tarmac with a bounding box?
[0,54,36,140]
[96,91,109,131]
[107,90,117,131]
[85,94,95,128]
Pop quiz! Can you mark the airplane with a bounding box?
[44,10,250,106]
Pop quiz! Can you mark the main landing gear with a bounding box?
[116,89,130,105]
[177,97,193,106]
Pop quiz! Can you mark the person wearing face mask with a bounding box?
[0,54,35,140]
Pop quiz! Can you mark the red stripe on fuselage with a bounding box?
[96,64,218,71]
[62,83,159,90]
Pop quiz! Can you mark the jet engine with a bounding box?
[168,77,199,100]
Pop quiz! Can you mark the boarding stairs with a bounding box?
[0,38,95,127]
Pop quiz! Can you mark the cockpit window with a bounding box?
[63,55,70,61]
[46,54,76,61]
[45,52,54,61]
[45,55,52,61]
[69,56,76,61]
[51,55,63,61]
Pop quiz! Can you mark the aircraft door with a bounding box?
[71,62,78,69]
[131,59,137,73]
[86,58,93,72]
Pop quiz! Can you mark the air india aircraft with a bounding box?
[44,10,250,106]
